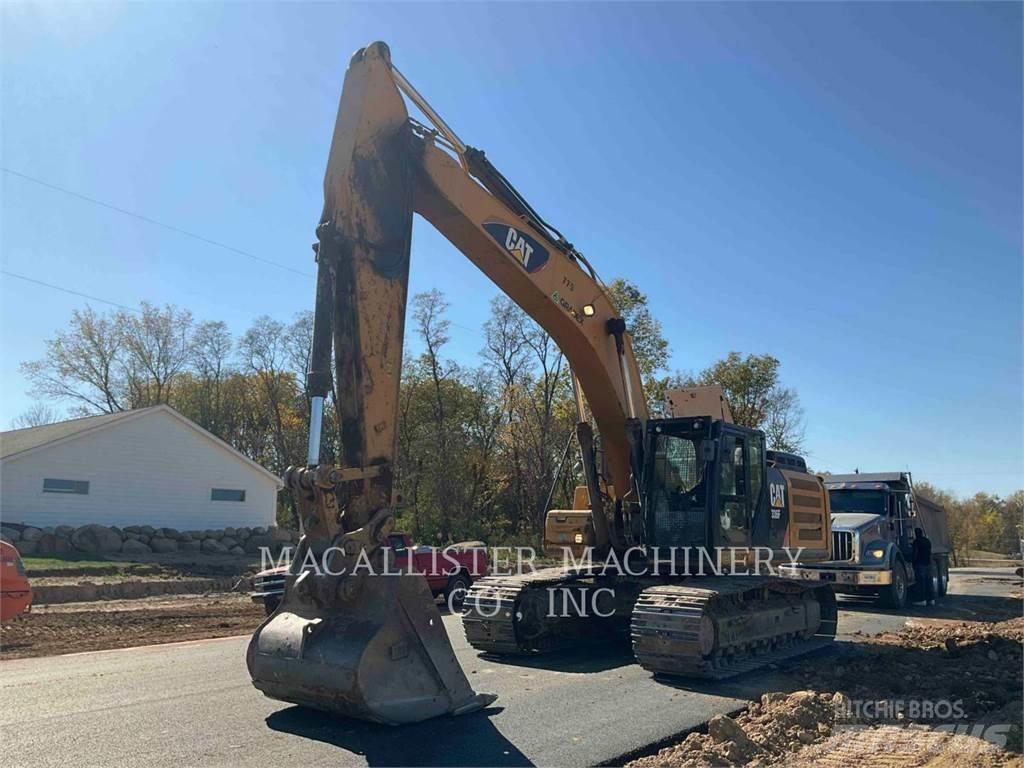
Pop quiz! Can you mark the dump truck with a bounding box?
[245,41,837,726]
[780,471,951,608]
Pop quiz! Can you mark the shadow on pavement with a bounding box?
[836,592,1021,622]
[266,705,532,767]
[476,635,635,674]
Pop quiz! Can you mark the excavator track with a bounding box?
[631,577,837,679]
[462,567,600,654]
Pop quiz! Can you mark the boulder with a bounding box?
[0,525,21,542]
[20,527,44,542]
[268,527,293,543]
[149,537,178,554]
[138,525,156,536]
[43,526,56,535]
[203,529,219,539]
[122,538,152,555]
[236,527,251,540]
[71,524,123,554]
[252,526,267,536]
[244,535,290,556]
[160,527,180,540]
[15,540,38,555]
[55,525,74,538]
[223,527,237,538]
[35,533,72,556]
[137,535,151,545]
[220,537,238,549]
[180,540,201,553]
[124,532,141,541]
[177,532,193,542]
[124,525,141,534]
[229,546,245,557]
[109,526,123,538]
[201,538,228,554]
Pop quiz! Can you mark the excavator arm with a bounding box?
[248,41,648,725]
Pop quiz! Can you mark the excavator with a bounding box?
[246,41,837,725]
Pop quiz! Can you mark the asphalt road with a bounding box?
[2,569,1018,768]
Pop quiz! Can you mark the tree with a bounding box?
[682,352,806,452]
[605,278,670,407]
[120,303,193,407]
[11,403,59,429]
[189,320,234,436]
[238,316,305,475]
[21,306,127,414]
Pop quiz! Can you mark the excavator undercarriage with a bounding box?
[463,571,837,679]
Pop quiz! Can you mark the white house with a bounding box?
[0,405,282,530]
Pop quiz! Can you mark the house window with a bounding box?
[211,488,246,502]
[43,478,90,495]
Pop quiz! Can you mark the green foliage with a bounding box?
[914,482,1023,564]
[678,352,806,452]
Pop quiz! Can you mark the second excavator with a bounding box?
[247,41,837,725]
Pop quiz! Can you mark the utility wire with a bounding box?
[1,270,141,313]
[2,167,314,278]
[3,167,515,334]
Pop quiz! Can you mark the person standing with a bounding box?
[911,527,934,606]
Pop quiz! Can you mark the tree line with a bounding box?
[19,280,813,544]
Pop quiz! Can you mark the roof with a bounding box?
[1,410,140,459]
[823,473,913,483]
[0,405,281,486]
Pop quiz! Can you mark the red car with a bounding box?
[251,532,488,614]
[1,541,33,621]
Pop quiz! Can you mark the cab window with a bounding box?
[749,436,764,506]
[718,434,748,545]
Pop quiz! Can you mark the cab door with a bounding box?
[716,428,751,548]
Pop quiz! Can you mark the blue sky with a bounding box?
[2,2,1021,497]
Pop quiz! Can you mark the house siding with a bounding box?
[1,409,279,529]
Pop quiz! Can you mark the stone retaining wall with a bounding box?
[0,521,299,558]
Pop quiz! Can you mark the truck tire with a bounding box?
[444,573,471,611]
[879,560,908,609]
[936,557,949,597]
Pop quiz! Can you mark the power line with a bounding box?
[1,167,314,278]
[0,270,141,313]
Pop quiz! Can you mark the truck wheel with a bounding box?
[936,558,948,597]
[879,561,908,609]
[444,573,470,611]
[264,596,281,616]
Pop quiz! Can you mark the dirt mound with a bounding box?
[628,690,840,767]
[628,618,1024,768]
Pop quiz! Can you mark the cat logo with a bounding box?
[482,221,550,273]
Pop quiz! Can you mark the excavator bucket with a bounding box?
[247,42,494,724]
[247,568,495,725]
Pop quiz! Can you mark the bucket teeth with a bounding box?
[247,573,495,725]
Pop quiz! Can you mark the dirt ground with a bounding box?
[628,617,1024,768]
[0,593,266,659]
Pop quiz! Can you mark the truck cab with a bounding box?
[781,471,951,608]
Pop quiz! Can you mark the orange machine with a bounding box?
[1,540,33,621]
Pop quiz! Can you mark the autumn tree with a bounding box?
[681,352,806,452]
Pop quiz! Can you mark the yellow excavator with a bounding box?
[246,41,836,725]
